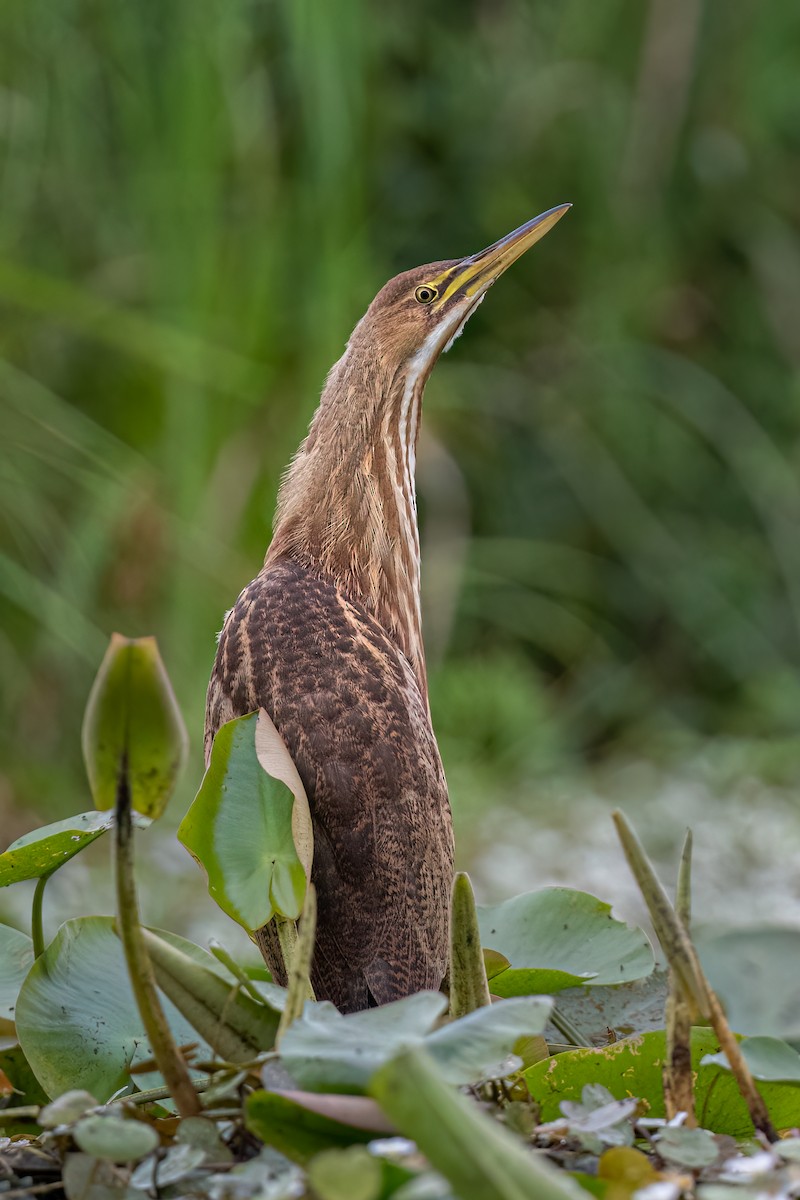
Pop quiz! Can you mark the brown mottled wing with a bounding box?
[204,556,454,1013]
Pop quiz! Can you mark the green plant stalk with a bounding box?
[665,829,695,1124]
[276,884,317,1047]
[30,872,52,959]
[612,811,708,1015]
[449,872,492,1019]
[371,1046,583,1200]
[208,938,267,1005]
[612,810,778,1142]
[115,771,201,1118]
[275,916,299,979]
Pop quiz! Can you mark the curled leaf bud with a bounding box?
[82,634,188,819]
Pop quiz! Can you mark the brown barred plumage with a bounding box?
[204,206,570,1011]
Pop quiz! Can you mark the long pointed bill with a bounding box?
[435,204,571,308]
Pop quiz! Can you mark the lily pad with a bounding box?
[15,916,214,1101]
[701,1036,800,1082]
[546,972,669,1045]
[0,812,122,887]
[696,927,800,1041]
[0,924,34,1030]
[478,888,654,997]
[525,1028,800,1137]
[178,710,312,930]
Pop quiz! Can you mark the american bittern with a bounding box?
[205,204,570,1012]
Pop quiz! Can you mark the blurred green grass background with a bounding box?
[2,0,800,932]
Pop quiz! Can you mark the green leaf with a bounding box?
[547,972,669,1045]
[696,928,800,1041]
[524,1028,800,1137]
[245,1091,387,1164]
[82,634,188,819]
[140,926,280,1060]
[73,1114,160,1162]
[424,995,552,1084]
[178,710,312,929]
[701,1036,800,1082]
[280,991,448,1093]
[0,924,34,1029]
[0,812,122,887]
[654,1125,719,1168]
[307,1146,382,1200]
[15,916,213,1101]
[371,1046,585,1200]
[477,888,655,997]
[279,991,551,1094]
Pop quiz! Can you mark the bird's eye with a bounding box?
[414,285,438,305]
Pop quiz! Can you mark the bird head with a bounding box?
[355,203,571,374]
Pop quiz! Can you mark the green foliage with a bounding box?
[478,888,655,996]
[178,711,312,930]
[140,927,281,1062]
[371,1046,583,1200]
[0,924,34,1033]
[524,1028,800,1138]
[245,1092,383,1165]
[696,928,800,1042]
[0,811,119,886]
[14,917,215,1101]
[278,991,552,1094]
[702,1036,800,1083]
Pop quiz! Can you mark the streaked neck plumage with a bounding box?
[266,335,435,696]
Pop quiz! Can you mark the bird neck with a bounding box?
[266,347,429,695]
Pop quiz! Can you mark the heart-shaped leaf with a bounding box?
[178,710,312,929]
[478,888,654,996]
[15,916,213,1101]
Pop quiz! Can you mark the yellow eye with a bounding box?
[414,285,438,305]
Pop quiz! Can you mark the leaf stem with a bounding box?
[114,768,201,1117]
[31,872,52,959]
[612,809,778,1143]
[276,885,317,1046]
